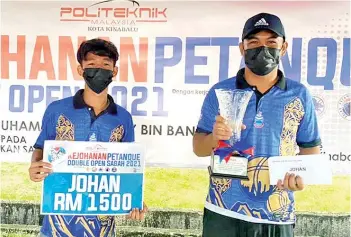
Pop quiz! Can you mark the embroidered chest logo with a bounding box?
[89,133,97,141]
[109,125,124,142]
[254,111,264,128]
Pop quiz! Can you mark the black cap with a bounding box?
[242,13,285,40]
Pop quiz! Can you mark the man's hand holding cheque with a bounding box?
[268,155,332,188]
[127,202,148,220]
[276,172,305,191]
[29,161,53,182]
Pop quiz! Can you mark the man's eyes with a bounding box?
[248,40,259,45]
[247,39,278,45]
[267,40,278,44]
[85,62,112,67]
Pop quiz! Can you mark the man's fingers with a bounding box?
[214,122,232,134]
[143,203,148,212]
[127,206,147,220]
[32,173,48,180]
[126,204,148,221]
[215,130,232,138]
[135,209,140,220]
[129,209,137,219]
[28,160,53,183]
[215,135,231,141]
[288,173,298,191]
[295,175,304,190]
[213,123,232,141]
[278,173,305,191]
[215,122,232,132]
[283,172,290,189]
[276,179,284,190]
[215,116,246,131]
[127,212,133,219]
[215,117,233,131]
[30,174,47,182]
[131,208,135,220]
[215,129,232,137]
[30,161,52,168]
[215,115,225,123]
[30,167,52,174]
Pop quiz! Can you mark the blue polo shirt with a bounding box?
[34,89,135,237]
[197,69,321,224]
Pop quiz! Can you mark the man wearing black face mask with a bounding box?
[28,38,148,237]
[193,13,321,237]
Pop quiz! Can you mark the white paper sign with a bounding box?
[268,155,333,185]
[41,140,145,215]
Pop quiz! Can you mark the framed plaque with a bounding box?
[208,152,249,180]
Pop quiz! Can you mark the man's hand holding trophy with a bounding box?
[208,89,254,180]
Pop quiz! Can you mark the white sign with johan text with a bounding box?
[268,155,333,186]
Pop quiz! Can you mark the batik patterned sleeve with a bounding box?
[296,89,322,148]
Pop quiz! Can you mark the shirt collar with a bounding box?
[236,68,287,91]
[73,89,117,115]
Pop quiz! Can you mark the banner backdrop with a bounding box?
[0,1,350,175]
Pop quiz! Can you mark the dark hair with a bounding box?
[77,38,119,65]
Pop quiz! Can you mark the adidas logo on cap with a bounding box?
[254,18,269,27]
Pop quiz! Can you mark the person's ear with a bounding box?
[77,65,84,77]
[113,66,118,78]
[280,41,288,57]
[239,42,245,56]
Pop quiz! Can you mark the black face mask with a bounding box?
[83,68,113,94]
[244,46,281,76]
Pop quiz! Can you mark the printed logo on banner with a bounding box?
[86,144,108,152]
[48,147,66,163]
[59,0,168,33]
[337,94,351,121]
[91,0,140,7]
[312,96,326,117]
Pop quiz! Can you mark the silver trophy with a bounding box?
[208,89,253,179]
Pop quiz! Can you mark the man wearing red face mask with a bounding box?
[193,13,321,237]
[28,38,148,237]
